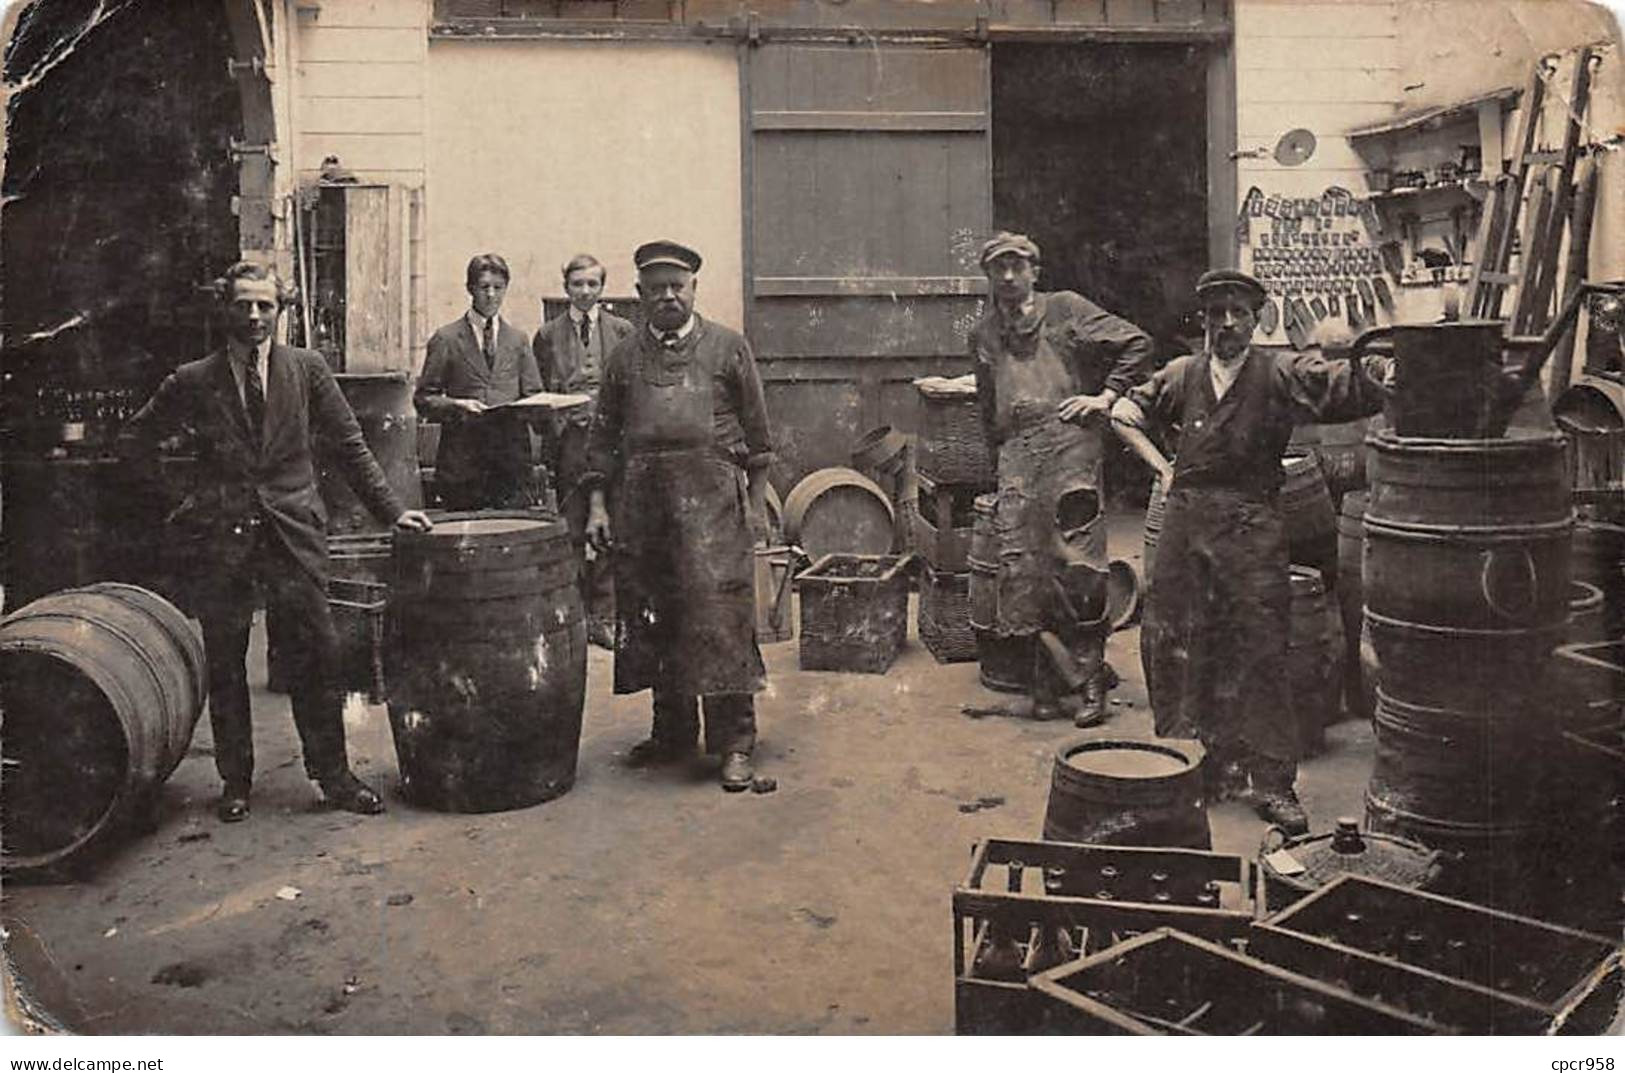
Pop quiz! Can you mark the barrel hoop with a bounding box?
[1365,793,1540,837]
[1363,517,1574,542]
[1363,608,1566,640]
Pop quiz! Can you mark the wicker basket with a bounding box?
[919,564,976,663]
[795,553,912,673]
[916,382,994,486]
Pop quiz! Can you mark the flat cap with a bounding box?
[634,240,703,273]
[979,231,1041,267]
[1195,268,1267,310]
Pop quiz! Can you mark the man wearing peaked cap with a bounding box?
[969,230,1154,727]
[1110,266,1395,835]
[582,240,775,792]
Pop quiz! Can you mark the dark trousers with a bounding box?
[199,530,348,788]
[651,685,756,756]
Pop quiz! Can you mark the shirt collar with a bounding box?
[568,305,599,325]
[227,336,270,367]
[467,308,499,335]
[649,314,697,343]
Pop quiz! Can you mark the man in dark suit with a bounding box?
[122,261,433,822]
[415,253,547,510]
[533,253,635,648]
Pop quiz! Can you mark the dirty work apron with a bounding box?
[986,320,1108,638]
[610,347,765,697]
[1140,354,1296,765]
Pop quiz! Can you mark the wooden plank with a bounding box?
[1208,34,1238,270]
[753,110,988,132]
[1237,36,1396,71]
[298,26,424,63]
[1521,47,1596,334]
[1547,156,1598,396]
[344,186,398,372]
[754,276,987,297]
[1238,101,1408,135]
[300,96,423,135]
[298,61,424,99]
[1511,168,1557,332]
[752,295,982,358]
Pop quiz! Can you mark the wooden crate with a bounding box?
[1253,874,1623,1034]
[794,553,911,673]
[952,837,1256,1034]
[908,471,985,573]
[1028,928,1445,1035]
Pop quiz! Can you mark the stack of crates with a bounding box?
[912,381,995,663]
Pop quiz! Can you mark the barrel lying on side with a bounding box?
[0,583,206,872]
[385,512,586,813]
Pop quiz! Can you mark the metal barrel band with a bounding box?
[1362,608,1566,639]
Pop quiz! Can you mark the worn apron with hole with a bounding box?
[610,341,765,697]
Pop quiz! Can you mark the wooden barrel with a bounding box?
[1281,450,1337,574]
[1315,418,1370,498]
[783,467,895,562]
[1143,477,1167,584]
[1362,430,1571,854]
[1288,566,1343,756]
[0,584,205,871]
[1042,737,1211,850]
[384,511,586,813]
[1336,491,1370,719]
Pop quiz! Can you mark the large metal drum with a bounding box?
[1042,737,1211,850]
[1362,430,1571,855]
[0,583,205,872]
[384,511,585,813]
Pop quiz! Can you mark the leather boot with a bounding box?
[1249,759,1309,835]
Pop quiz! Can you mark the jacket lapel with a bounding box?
[462,316,491,384]
[209,351,253,443]
[264,344,298,453]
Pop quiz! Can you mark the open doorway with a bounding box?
[992,42,1211,363]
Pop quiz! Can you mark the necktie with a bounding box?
[578,316,592,349]
[483,316,496,370]
[660,330,681,349]
[243,359,265,442]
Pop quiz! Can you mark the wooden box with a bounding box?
[1028,928,1444,1035]
[794,553,911,673]
[952,837,1256,1034]
[908,471,984,573]
[1252,874,1622,1034]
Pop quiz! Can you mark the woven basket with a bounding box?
[917,386,994,486]
[919,565,976,663]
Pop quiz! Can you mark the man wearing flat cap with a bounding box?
[583,240,774,791]
[1111,268,1394,834]
[971,231,1154,726]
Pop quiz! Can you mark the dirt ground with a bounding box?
[1,512,1385,1035]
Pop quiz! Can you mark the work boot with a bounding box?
[1248,759,1309,834]
[318,770,386,815]
[216,783,251,823]
[720,751,754,792]
[1074,672,1109,729]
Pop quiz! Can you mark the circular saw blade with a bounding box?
[1274,128,1318,167]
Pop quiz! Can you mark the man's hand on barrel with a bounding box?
[395,510,433,533]
[586,489,613,552]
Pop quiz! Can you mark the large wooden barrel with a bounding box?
[1287,566,1344,755]
[0,584,205,871]
[783,467,895,562]
[1042,737,1211,850]
[384,511,586,813]
[1362,430,1571,855]
[1281,450,1337,574]
[1571,520,1624,643]
[1335,491,1370,718]
[967,492,1031,692]
[1142,476,1167,584]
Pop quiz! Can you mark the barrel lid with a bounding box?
[1058,737,1203,780]
[1262,819,1440,893]
[397,510,567,547]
